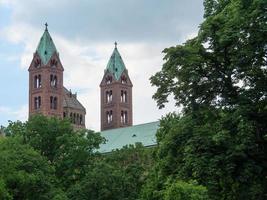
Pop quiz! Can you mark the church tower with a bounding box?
[28,24,64,118]
[100,43,133,131]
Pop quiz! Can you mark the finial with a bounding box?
[45,23,48,31]
[114,41,117,48]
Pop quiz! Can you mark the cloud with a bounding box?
[0,106,10,113]
[0,104,28,125]
[1,0,203,43]
[0,0,204,131]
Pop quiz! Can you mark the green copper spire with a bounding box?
[106,42,126,80]
[36,23,57,65]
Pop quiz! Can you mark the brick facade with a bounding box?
[100,70,133,131]
[28,53,64,118]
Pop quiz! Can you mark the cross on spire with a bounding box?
[114,41,117,48]
[45,23,48,31]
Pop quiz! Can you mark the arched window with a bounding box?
[106,90,113,103]
[105,76,112,84]
[50,75,57,88]
[109,90,112,102]
[76,114,79,125]
[121,90,127,103]
[34,59,41,68]
[74,113,76,124]
[50,96,57,110]
[38,75,42,88]
[79,115,83,125]
[38,96,41,109]
[106,111,109,123]
[34,96,41,109]
[121,111,128,124]
[121,111,123,123]
[54,97,57,109]
[34,75,42,88]
[107,110,113,124]
[124,91,127,102]
[50,59,57,68]
[121,76,127,84]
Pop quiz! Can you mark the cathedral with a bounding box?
[28,24,133,131]
[28,25,158,152]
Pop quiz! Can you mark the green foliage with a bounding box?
[105,144,154,199]
[7,115,104,189]
[151,0,267,111]
[68,144,153,200]
[0,137,64,200]
[4,121,26,137]
[142,109,267,199]
[68,161,126,200]
[0,178,12,200]
[148,0,267,199]
[3,118,154,199]
[163,180,208,200]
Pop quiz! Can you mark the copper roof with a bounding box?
[106,43,127,80]
[36,27,57,65]
[99,121,159,153]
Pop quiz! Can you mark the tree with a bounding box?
[67,161,126,200]
[68,144,154,200]
[6,115,105,190]
[105,144,154,199]
[151,0,267,111]
[0,178,12,200]
[145,111,266,199]
[163,180,208,200]
[146,0,267,199]
[0,137,66,200]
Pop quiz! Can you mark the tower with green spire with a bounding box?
[28,23,64,118]
[100,42,133,131]
[28,24,86,129]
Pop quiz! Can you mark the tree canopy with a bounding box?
[146,0,267,199]
[0,137,66,200]
[151,0,266,111]
[1,116,153,199]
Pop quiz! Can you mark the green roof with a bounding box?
[99,121,159,153]
[106,43,127,80]
[36,27,57,65]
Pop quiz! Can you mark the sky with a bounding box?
[0,0,204,131]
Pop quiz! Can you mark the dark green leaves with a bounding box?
[151,0,267,111]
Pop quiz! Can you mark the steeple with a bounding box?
[28,25,86,129]
[106,42,126,80]
[36,23,57,65]
[28,24,63,119]
[100,43,133,131]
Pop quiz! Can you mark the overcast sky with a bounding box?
[0,0,204,131]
